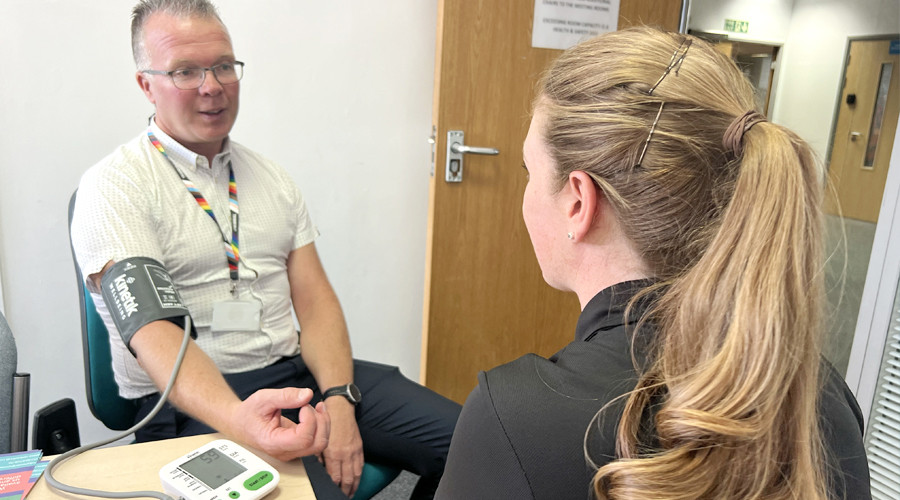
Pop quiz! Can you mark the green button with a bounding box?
[243,471,274,491]
[229,491,240,499]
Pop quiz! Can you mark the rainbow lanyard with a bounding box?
[148,131,240,287]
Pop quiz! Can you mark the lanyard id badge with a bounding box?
[211,299,262,332]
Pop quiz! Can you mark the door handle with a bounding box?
[445,130,500,183]
[850,131,861,141]
[450,143,500,155]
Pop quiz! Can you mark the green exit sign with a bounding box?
[724,19,749,33]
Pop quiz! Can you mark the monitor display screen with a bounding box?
[180,448,247,490]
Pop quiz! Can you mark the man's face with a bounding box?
[136,13,239,157]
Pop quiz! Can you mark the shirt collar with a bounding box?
[148,119,232,171]
[575,279,656,342]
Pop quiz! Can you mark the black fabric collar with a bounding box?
[575,279,655,343]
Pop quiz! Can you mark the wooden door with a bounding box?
[827,38,900,223]
[423,0,685,404]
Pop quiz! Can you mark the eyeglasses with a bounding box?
[141,61,245,90]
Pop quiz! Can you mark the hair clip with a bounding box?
[648,38,692,95]
[636,102,666,167]
[636,37,692,167]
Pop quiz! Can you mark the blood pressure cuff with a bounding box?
[100,257,197,356]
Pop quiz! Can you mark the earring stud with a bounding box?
[567,232,574,240]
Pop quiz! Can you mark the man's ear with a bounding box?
[136,71,156,104]
[564,170,599,242]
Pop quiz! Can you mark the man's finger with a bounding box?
[342,458,359,497]
[326,457,343,487]
[274,387,315,409]
[247,387,315,417]
[313,402,330,452]
[341,474,354,496]
[293,404,324,452]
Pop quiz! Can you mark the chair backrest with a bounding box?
[68,191,139,431]
[1,311,18,453]
[0,311,30,453]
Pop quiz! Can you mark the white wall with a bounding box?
[0,0,438,445]
[771,0,900,159]
[689,0,795,44]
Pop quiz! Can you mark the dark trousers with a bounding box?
[134,356,461,500]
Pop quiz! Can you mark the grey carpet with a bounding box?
[824,214,876,375]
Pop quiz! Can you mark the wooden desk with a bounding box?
[27,433,316,499]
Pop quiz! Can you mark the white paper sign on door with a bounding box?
[532,0,620,50]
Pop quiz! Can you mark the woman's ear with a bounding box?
[564,170,599,242]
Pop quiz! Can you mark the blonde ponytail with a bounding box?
[538,27,829,499]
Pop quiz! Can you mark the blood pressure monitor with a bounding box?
[159,439,280,500]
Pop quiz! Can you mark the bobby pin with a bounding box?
[648,38,692,95]
[636,37,692,167]
[636,102,666,167]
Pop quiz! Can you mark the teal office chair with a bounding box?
[67,192,143,431]
[67,191,399,498]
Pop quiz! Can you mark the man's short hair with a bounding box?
[131,0,226,69]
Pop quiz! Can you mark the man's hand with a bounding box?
[231,387,330,462]
[322,398,364,497]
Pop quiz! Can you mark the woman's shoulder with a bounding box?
[483,328,640,403]
[477,346,640,480]
[818,361,872,499]
[819,361,864,433]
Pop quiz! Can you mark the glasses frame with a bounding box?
[141,61,245,90]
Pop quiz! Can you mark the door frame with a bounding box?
[679,0,691,33]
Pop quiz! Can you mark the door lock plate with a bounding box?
[445,130,465,183]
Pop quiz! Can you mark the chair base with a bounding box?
[32,398,81,454]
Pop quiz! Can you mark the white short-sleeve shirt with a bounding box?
[71,122,318,398]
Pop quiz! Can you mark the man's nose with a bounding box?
[198,68,224,95]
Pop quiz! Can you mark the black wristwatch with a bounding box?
[323,383,362,405]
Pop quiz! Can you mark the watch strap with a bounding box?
[323,383,361,405]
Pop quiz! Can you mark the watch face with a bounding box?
[347,384,362,403]
[325,384,361,404]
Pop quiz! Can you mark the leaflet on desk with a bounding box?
[0,450,45,500]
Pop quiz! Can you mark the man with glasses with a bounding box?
[70,1,460,499]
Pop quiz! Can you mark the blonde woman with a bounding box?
[435,28,870,500]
